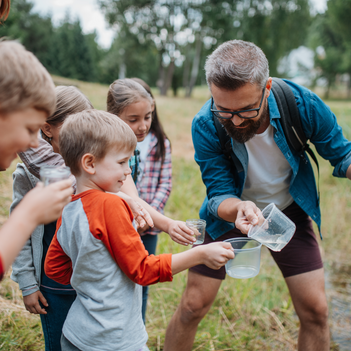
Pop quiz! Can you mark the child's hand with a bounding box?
[116,192,154,230]
[198,242,234,270]
[137,223,150,234]
[21,179,73,225]
[23,290,48,314]
[167,220,197,246]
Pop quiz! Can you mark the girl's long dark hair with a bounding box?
[131,77,170,163]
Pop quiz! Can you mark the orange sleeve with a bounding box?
[44,218,73,285]
[87,194,173,286]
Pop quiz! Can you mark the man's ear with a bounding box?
[41,123,53,139]
[81,153,96,175]
[265,77,273,97]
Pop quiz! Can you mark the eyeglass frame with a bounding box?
[210,87,266,120]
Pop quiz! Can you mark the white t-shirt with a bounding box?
[136,132,152,183]
[241,125,294,210]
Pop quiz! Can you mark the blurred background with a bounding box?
[3,0,350,99]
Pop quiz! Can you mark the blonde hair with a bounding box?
[0,40,55,116]
[59,109,137,176]
[107,78,153,116]
[42,86,93,143]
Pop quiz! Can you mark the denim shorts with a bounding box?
[189,202,323,279]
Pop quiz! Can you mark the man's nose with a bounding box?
[231,114,245,126]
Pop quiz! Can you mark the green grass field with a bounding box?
[0,78,350,350]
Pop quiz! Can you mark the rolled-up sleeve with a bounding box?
[192,107,240,219]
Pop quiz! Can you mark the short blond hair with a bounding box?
[0,40,55,116]
[59,109,137,176]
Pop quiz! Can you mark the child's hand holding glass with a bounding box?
[166,220,197,246]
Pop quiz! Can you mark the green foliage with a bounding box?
[309,0,351,98]
[0,0,103,83]
[99,0,311,93]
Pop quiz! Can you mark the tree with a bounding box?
[99,0,311,96]
[0,0,54,69]
[308,0,351,99]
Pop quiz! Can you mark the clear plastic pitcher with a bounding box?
[224,238,262,279]
[248,203,296,252]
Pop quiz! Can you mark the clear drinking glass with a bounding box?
[40,166,71,186]
[248,203,296,252]
[186,219,206,245]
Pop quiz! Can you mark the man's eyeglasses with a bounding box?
[210,88,266,120]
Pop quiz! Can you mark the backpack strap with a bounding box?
[271,78,320,205]
[213,115,244,178]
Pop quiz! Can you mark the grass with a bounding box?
[1,80,351,350]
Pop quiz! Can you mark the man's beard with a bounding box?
[220,100,269,144]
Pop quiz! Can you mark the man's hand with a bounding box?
[167,220,196,246]
[23,290,48,315]
[235,201,264,234]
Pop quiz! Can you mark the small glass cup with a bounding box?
[248,203,296,252]
[40,166,71,186]
[186,219,206,245]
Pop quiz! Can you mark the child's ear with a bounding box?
[81,153,96,175]
[151,100,155,112]
[41,123,53,138]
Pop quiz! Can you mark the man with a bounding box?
[164,40,351,351]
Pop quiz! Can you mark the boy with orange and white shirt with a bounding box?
[44,110,234,351]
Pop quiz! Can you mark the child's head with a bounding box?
[107,78,153,142]
[59,109,137,193]
[41,86,93,154]
[0,40,56,169]
[130,77,169,162]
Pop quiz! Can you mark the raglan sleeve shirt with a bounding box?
[45,191,173,286]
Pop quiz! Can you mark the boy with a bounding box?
[45,110,234,351]
[0,40,73,280]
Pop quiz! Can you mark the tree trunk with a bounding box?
[185,36,202,98]
[160,59,175,96]
[347,73,351,99]
[182,49,191,88]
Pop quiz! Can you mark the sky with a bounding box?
[31,0,115,48]
[31,0,328,49]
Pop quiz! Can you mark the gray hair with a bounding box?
[205,40,269,91]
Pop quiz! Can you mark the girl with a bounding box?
[11,86,92,351]
[107,78,172,323]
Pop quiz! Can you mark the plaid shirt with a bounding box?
[137,132,172,236]
[18,138,77,190]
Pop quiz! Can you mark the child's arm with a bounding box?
[44,225,72,285]
[98,197,234,286]
[121,175,196,246]
[0,179,73,275]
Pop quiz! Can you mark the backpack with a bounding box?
[212,77,320,205]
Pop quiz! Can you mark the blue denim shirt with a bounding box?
[192,80,351,240]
